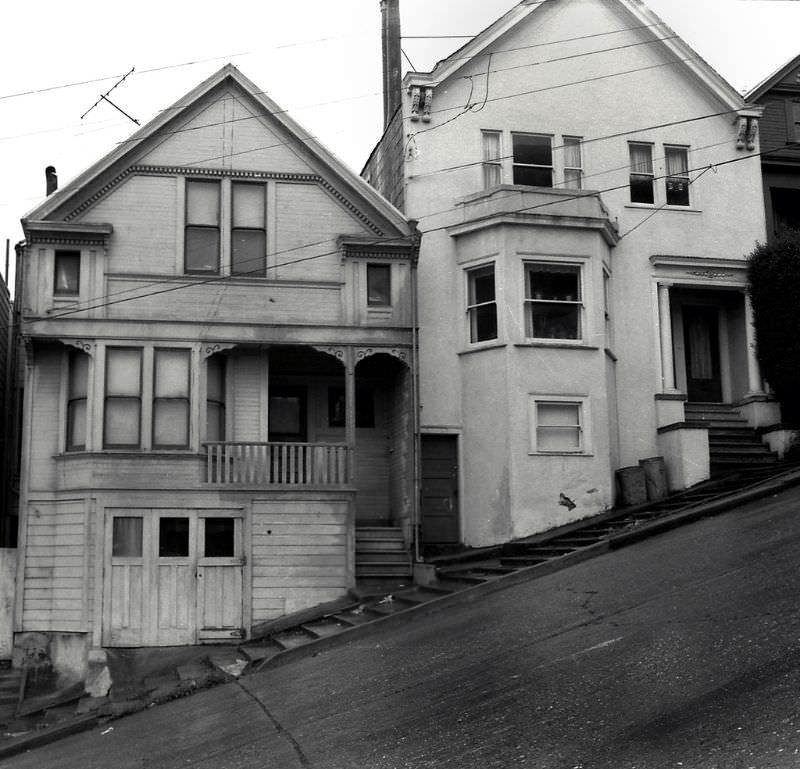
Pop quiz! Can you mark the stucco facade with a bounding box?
[364,0,773,547]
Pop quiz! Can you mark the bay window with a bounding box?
[66,351,88,451]
[466,264,498,343]
[525,263,582,340]
[104,347,143,448]
[153,349,190,448]
[206,356,226,442]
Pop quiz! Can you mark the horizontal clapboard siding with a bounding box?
[22,499,87,632]
[250,498,351,622]
[29,347,62,492]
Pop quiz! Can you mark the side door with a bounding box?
[196,515,245,641]
[420,435,460,545]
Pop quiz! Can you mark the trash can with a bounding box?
[616,465,647,506]
[639,456,668,501]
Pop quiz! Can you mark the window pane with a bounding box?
[186,181,219,225]
[538,403,579,426]
[666,179,689,206]
[113,517,143,557]
[155,350,189,398]
[538,425,581,451]
[232,183,265,228]
[513,165,553,187]
[367,264,391,306]
[104,398,141,446]
[469,266,495,304]
[513,134,552,166]
[204,518,234,557]
[665,147,688,176]
[185,227,220,273]
[629,144,653,173]
[482,131,500,162]
[67,400,87,450]
[153,400,189,447]
[159,518,189,557]
[54,252,80,295]
[630,174,654,204]
[472,304,498,342]
[483,164,501,188]
[537,403,581,451]
[107,348,141,396]
[232,230,266,275]
[563,138,582,169]
[528,266,580,301]
[529,304,580,339]
[69,352,88,397]
[564,168,582,189]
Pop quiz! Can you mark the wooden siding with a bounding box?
[22,499,87,631]
[250,498,351,622]
[232,354,264,442]
[54,454,204,491]
[139,89,312,174]
[759,98,790,155]
[28,347,62,492]
[76,176,177,274]
[275,183,370,282]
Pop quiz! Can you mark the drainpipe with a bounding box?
[409,222,422,563]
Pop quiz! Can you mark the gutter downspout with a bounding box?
[409,222,422,564]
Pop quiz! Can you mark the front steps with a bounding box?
[355,525,412,579]
[684,403,779,476]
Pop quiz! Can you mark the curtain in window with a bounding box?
[665,148,688,177]
[482,132,501,188]
[629,144,652,173]
[563,139,581,169]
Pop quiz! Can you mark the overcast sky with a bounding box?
[1,0,799,283]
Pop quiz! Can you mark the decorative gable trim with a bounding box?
[61,165,385,235]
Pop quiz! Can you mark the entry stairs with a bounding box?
[684,403,779,476]
[355,524,412,579]
[237,463,799,672]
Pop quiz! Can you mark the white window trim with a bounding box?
[561,136,583,190]
[628,141,655,205]
[523,259,586,344]
[481,130,503,189]
[465,261,499,346]
[663,144,691,208]
[528,394,592,455]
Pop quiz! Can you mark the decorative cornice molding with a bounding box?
[686,270,736,280]
[64,165,385,236]
[201,342,237,359]
[29,235,108,247]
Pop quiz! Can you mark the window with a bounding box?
[482,131,502,188]
[525,263,582,340]
[533,400,584,453]
[206,356,226,442]
[185,180,220,274]
[204,518,235,558]
[112,517,143,558]
[268,386,307,442]
[629,143,654,204]
[153,349,190,448]
[665,146,690,206]
[159,517,189,557]
[513,134,553,187]
[328,386,376,428]
[603,269,612,345]
[66,351,88,451]
[367,264,391,306]
[232,182,266,275]
[563,137,583,189]
[54,251,80,296]
[466,265,498,343]
[104,348,142,448]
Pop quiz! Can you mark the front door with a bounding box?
[104,510,244,646]
[420,435,460,545]
[683,305,723,402]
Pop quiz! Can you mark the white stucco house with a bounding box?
[364,0,775,548]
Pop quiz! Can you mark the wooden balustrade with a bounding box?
[203,442,349,486]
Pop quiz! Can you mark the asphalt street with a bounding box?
[6,486,800,768]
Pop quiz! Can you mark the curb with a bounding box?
[0,714,99,760]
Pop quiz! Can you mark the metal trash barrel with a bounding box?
[616,465,647,506]
[639,456,668,501]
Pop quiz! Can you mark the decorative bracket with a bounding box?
[60,339,95,355]
[201,343,237,359]
[736,116,758,151]
[355,347,410,366]
[410,86,433,123]
[312,345,347,365]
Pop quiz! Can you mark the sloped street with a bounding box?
[6,486,800,768]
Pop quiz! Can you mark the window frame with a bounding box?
[562,136,583,189]
[481,130,503,189]
[231,181,267,276]
[628,142,655,204]
[152,348,191,450]
[523,261,584,343]
[103,347,143,450]
[465,263,498,345]
[528,395,591,455]
[664,145,690,207]
[66,350,89,451]
[205,355,226,442]
[54,250,80,297]
[366,263,392,307]
[512,133,554,188]
[185,179,221,275]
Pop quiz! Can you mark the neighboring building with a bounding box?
[0,261,20,545]
[747,53,800,239]
[16,65,416,673]
[364,0,775,548]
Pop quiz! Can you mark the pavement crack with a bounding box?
[235,679,311,767]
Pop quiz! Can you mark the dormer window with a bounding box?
[54,250,80,296]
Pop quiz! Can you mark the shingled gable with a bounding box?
[23,63,411,238]
[746,52,800,102]
[405,0,757,115]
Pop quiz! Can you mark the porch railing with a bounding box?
[203,442,350,486]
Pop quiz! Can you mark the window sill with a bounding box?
[515,342,599,351]
[528,451,594,457]
[458,342,507,356]
[624,204,702,214]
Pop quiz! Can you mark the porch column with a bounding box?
[657,283,678,393]
[345,349,356,484]
[744,292,765,396]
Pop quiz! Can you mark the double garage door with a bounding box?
[103,509,245,646]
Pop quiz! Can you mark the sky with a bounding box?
[1,0,799,288]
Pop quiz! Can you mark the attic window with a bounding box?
[185,180,220,274]
[54,251,80,296]
[231,182,266,276]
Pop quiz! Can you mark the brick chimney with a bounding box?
[45,166,58,196]
[381,0,402,128]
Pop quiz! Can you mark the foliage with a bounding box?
[747,230,800,425]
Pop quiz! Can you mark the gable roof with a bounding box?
[746,52,800,101]
[23,64,410,237]
[405,0,753,113]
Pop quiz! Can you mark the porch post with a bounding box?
[657,283,678,393]
[345,348,356,484]
[744,292,765,396]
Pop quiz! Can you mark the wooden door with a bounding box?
[197,516,245,641]
[153,515,196,645]
[683,305,723,402]
[420,435,460,545]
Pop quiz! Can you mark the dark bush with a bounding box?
[747,230,800,426]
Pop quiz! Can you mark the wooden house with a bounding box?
[15,65,416,675]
